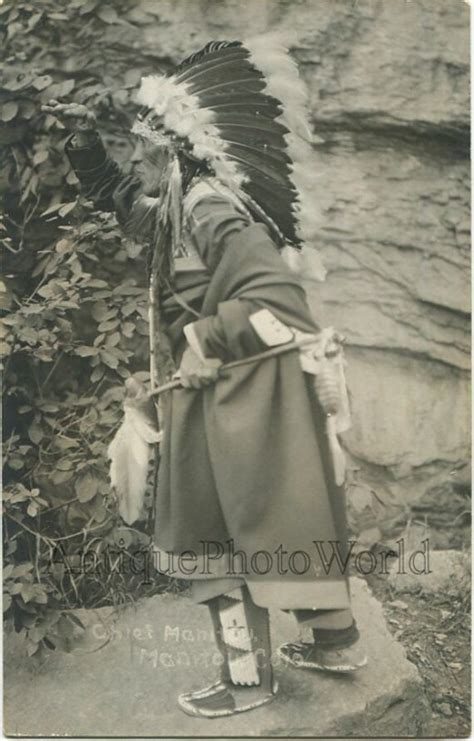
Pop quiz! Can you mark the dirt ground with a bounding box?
[367,573,470,738]
[364,483,471,739]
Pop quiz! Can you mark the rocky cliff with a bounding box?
[112,0,469,506]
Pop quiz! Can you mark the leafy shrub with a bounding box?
[2,0,172,662]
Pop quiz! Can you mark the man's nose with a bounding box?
[131,142,143,163]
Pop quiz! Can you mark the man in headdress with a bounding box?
[44,36,366,718]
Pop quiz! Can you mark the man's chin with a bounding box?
[142,182,160,197]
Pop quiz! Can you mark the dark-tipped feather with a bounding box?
[174,41,244,75]
[177,57,257,88]
[199,91,282,113]
[190,76,268,98]
[214,113,289,136]
[224,146,292,184]
[218,126,290,154]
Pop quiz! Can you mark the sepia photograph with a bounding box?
[1,0,471,738]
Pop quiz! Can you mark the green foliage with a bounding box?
[1,0,171,662]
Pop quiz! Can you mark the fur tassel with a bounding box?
[108,403,162,525]
[326,415,347,486]
[169,155,183,252]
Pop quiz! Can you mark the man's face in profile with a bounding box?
[132,138,168,196]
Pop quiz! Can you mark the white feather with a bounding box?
[108,407,162,525]
[134,73,246,190]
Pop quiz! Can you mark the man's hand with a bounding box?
[124,377,157,423]
[41,99,97,135]
[178,346,222,390]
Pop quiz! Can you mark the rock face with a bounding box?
[388,548,470,595]
[4,581,429,737]
[99,0,470,505]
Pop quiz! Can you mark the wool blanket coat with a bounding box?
[66,137,351,612]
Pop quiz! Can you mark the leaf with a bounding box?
[89,496,107,523]
[26,639,40,656]
[92,290,113,300]
[41,201,65,217]
[87,279,109,288]
[27,502,39,518]
[1,102,19,122]
[106,332,120,347]
[90,301,109,321]
[56,459,74,471]
[4,71,35,91]
[113,285,144,296]
[120,303,137,317]
[75,473,98,503]
[27,11,43,30]
[79,0,99,14]
[31,586,48,605]
[20,584,35,603]
[55,437,79,450]
[33,149,49,166]
[28,423,43,445]
[21,101,37,120]
[40,403,60,413]
[90,367,105,383]
[66,170,79,185]
[75,345,99,357]
[10,492,28,504]
[36,283,57,299]
[99,349,120,368]
[56,239,72,254]
[98,319,119,332]
[12,563,34,578]
[59,201,78,217]
[47,12,69,20]
[7,21,23,40]
[51,470,74,485]
[29,623,49,643]
[8,457,24,471]
[32,75,53,91]
[3,594,12,612]
[47,79,75,99]
[97,6,118,23]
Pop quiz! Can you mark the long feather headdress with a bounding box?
[132,34,326,279]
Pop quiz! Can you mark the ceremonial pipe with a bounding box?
[149,334,320,398]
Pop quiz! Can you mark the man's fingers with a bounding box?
[179,367,220,390]
[200,367,219,381]
[179,373,201,389]
[42,101,71,114]
[198,376,213,386]
[41,100,91,119]
[59,107,89,119]
[189,375,202,390]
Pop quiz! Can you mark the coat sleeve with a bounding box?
[183,193,319,362]
[65,133,142,225]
